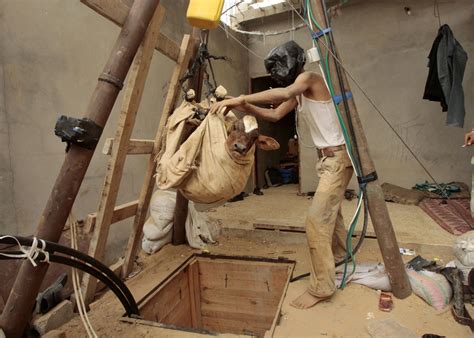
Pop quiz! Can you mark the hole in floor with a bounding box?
[125,254,295,337]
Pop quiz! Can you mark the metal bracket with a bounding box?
[54,115,103,152]
[357,171,378,186]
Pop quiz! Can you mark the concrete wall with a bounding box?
[246,0,473,191]
[0,0,248,261]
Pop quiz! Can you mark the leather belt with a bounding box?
[317,144,345,158]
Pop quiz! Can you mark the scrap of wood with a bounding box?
[82,6,165,306]
[121,33,194,278]
[81,0,179,62]
[253,222,376,238]
[85,200,139,233]
[102,138,154,155]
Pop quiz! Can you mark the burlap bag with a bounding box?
[156,101,253,204]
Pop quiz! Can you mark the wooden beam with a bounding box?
[102,138,154,155]
[121,34,195,278]
[172,28,206,246]
[82,6,165,305]
[81,0,179,62]
[85,200,139,233]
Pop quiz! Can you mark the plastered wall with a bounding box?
[0,0,249,261]
[245,0,473,192]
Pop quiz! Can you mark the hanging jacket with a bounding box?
[423,30,447,111]
[423,24,468,128]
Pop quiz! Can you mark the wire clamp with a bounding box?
[357,171,378,187]
[333,91,353,105]
[311,27,332,40]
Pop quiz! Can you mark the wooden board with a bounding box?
[82,6,165,305]
[102,138,154,155]
[253,221,377,238]
[84,200,138,232]
[81,0,180,62]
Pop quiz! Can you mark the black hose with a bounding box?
[0,236,138,315]
[290,191,369,283]
[0,251,138,316]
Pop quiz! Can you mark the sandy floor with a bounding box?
[54,184,472,337]
[206,184,457,246]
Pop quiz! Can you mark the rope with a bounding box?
[68,213,98,338]
[0,235,49,267]
[285,0,443,189]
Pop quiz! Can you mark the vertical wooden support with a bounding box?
[310,0,411,298]
[172,28,207,245]
[0,1,160,336]
[121,34,194,278]
[81,6,165,305]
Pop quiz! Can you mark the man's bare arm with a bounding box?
[209,72,315,115]
[237,98,298,122]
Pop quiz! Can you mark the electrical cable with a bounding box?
[69,214,98,338]
[0,251,137,316]
[0,235,139,316]
[285,0,445,192]
[288,0,368,285]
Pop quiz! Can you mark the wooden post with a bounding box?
[0,1,160,336]
[309,0,411,298]
[172,28,207,245]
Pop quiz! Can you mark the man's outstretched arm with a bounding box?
[234,98,298,123]
[209,72,314,115]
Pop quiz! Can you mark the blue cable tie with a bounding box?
[333,91,353,105]
[311,28,332,40]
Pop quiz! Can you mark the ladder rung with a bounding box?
[102,138,154,155]
[85,200,139,232]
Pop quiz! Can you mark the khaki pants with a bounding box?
[306,149,353,298]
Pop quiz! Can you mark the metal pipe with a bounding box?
[0,1,160,336]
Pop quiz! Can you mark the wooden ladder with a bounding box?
[80,0,195,305]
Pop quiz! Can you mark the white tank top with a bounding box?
[297,95,345,148]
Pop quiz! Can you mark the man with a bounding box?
[210,41,353,309]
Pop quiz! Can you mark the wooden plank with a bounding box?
[268,264,294,337]
[200,309,275,325]
[102,138,154,155]
[84,200,138,232]
[253,221,377,238]
[122,33,194,278]
[140,268,189,321]
[201,315,268,336]
[200,287,281,303]
[81,0,180,62]
[187,262,201,328]
[82,6,165,306]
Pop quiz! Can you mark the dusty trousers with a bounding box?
[306,149,353,298]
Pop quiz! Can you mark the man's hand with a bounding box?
[465,131,474,146]
[209,96,246,115]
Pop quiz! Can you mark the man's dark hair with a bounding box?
[264,40,306,86]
